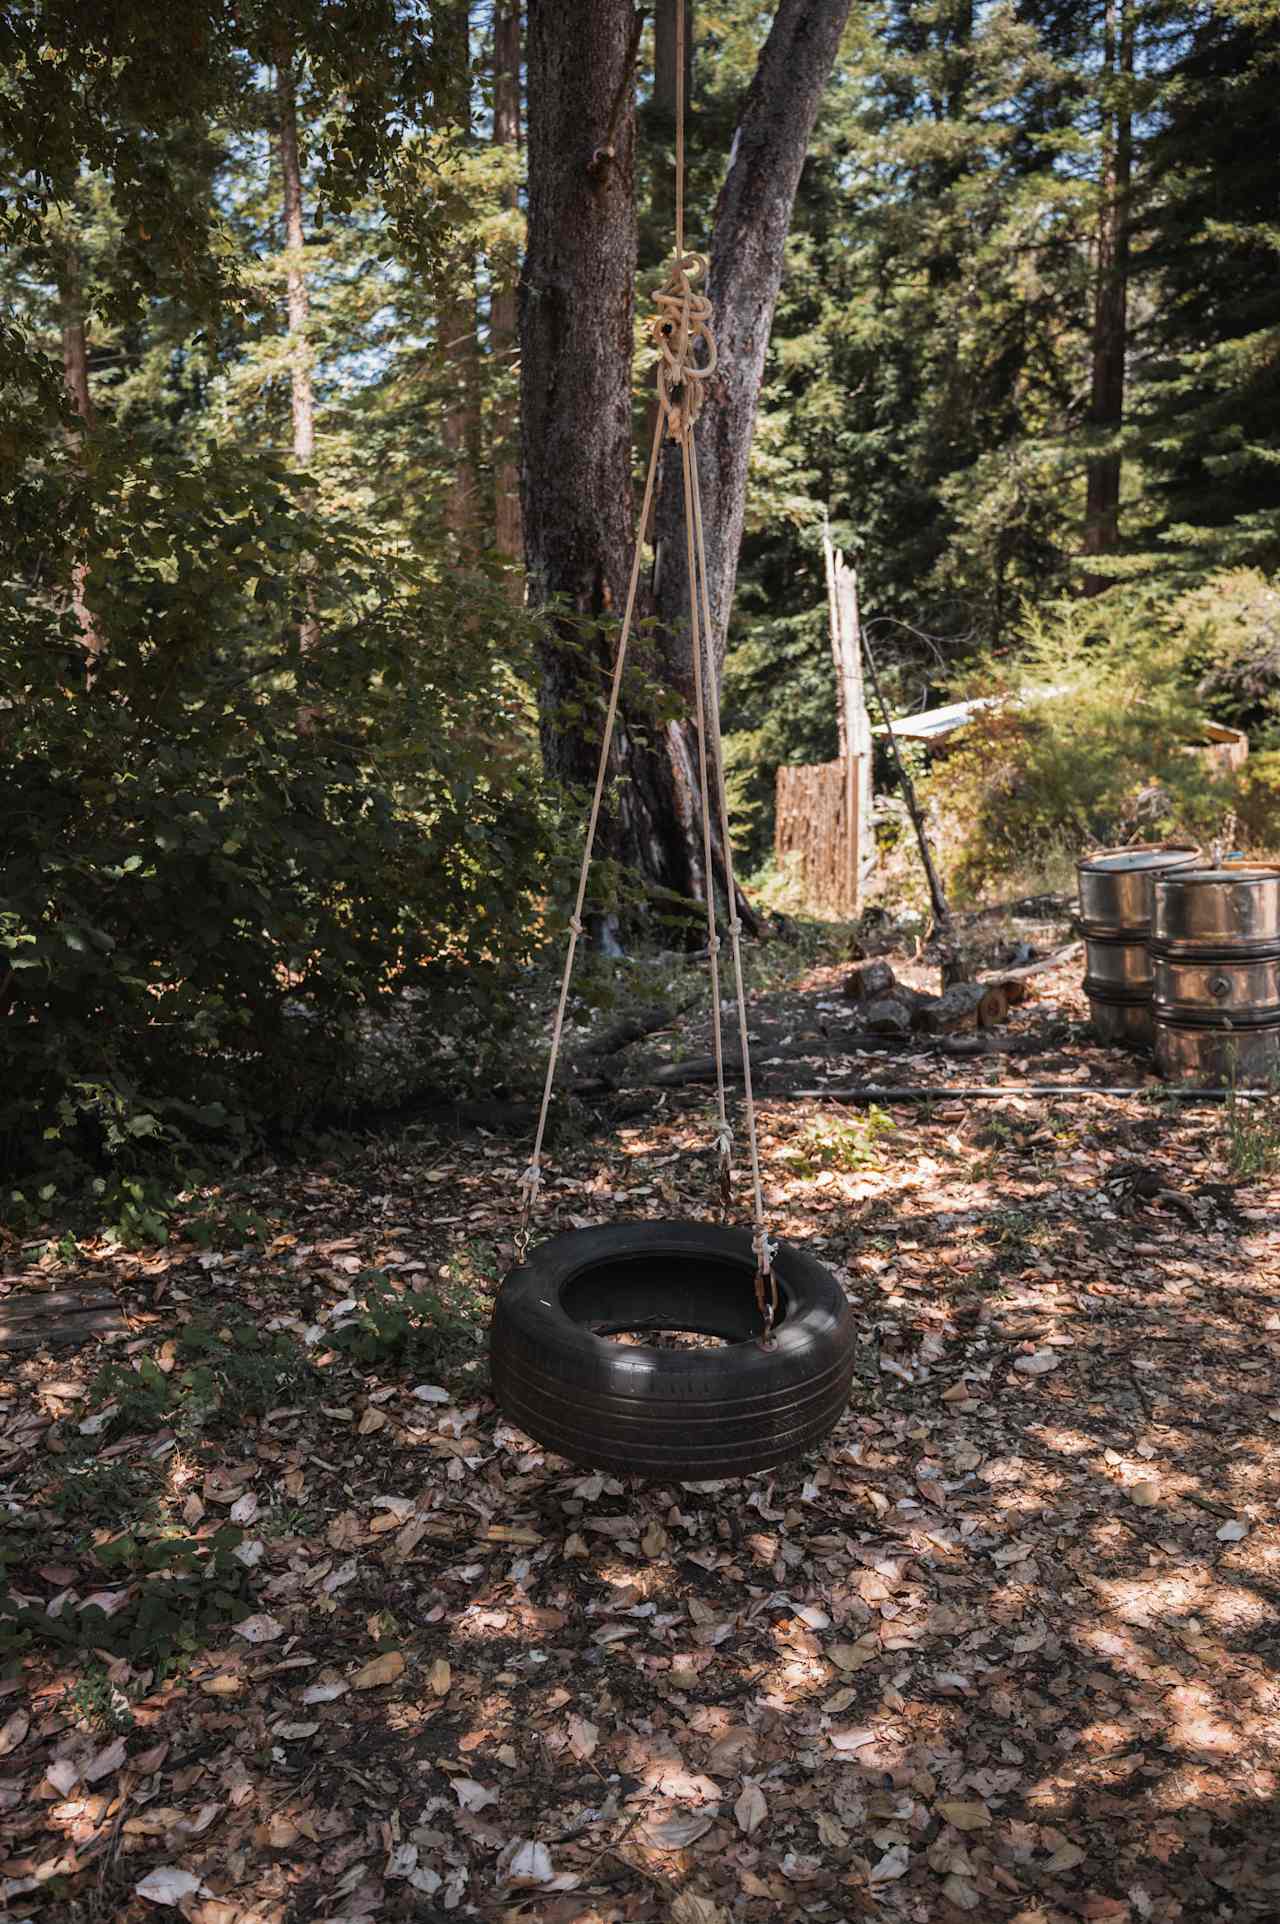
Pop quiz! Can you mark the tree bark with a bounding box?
[644,0,853,915]
[277,51,320,654]
[491,0,523,581]
[1082,0,1133,595]
[521,0,642,845]
[824,529,875,885]
[58,243,102,661]
[523,0,850,929]
[441,5,480,545]
[277,56,314,467]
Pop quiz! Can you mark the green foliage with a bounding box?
[42,1453,161,1528]
[1138,6,1280,577]
[0,428,553,1202]
[1175,569,1280,734]
[1221,1081,1280,1182]
[923,585,1274,901]
[90,1318,318,1441]
[783,1108,896,1177]
[331,1264,489,1384]
[0,1521,250,1664]
[67,1665,135,1736]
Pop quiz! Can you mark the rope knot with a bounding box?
[567,915,585,939]
[651,250,718,440]
[518,1161,543,1202]
[713,1121,734,1159]
[753,1227,776,1275]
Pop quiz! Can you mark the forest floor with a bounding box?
[3,917,1280,1924]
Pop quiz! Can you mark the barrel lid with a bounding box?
[1078,844,1200,874]
[1158,864,1280,887]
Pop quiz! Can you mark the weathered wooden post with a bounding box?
[823,522,874,916]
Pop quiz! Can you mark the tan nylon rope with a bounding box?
[517,2,776,1323]
[687,435,776,1314]
[517,406,667,1251]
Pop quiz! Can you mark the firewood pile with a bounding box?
[841,954,1055,1037]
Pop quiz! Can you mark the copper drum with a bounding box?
[1152,865,1280,1086]
[1077,844,1201,1049]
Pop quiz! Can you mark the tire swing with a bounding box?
[489,19,857,1482]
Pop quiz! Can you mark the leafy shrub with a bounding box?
[331,1267,487,1384]
[782,1108,896,1174]
[1176,569,1280,734]
[925,588,1267,901]
[91,1319,318,1438]
[0,432,556,1206]
[1231,747,1280,850]
[0,1521,251,1663]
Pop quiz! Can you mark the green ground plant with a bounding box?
[783,1108,896,1177]
[1221,1083,1280,1182]
[330,1268,489,1385]
[926,583,1279,903]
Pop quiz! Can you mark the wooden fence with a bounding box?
[775,754,866,918]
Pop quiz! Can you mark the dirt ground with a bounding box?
[2,932,1278,1923]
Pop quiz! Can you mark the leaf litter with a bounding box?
[0,939,1278,1919]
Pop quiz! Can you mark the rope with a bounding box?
[675,0,685,262]
[516,0,777,1333]
[516,406,667,1261]
[687,429,776,1325]
[679,426,730,1210]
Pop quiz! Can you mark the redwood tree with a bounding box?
[1082,0,1134,595]
[521,0,853,920]
[491,0,523,576]
[520,2,641,812]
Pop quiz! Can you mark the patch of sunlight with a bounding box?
[1027,1425,1100,1457]
[753,1651,830,1705]
[1085,1566,1211,1629]
[1164,1681,1244,1758]
[1077,1620,1155,1680]
[166,1449,199,1496]
[1198,1585,1274,1635]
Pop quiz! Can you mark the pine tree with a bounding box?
[1137,1,1280,576]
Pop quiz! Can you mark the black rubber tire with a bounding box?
[489,1220,858,1481]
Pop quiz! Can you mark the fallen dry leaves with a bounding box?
[1,930,1278,1921]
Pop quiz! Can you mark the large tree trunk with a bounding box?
[522,0,850,927]
[277,52,319,652]
[1082,0,1133,595]
[491,0,523,580]
[521,0,643,857]
[644,0,854,914]
[441,6,480,545]
[277,56,314,467]
[58,243,102,661]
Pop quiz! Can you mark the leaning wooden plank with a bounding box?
[0,1289,120,1323]
[0,1307,128,1351]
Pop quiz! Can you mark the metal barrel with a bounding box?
[1077,844,1201,1048]
[1152,865,1280,1086]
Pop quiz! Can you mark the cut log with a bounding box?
[976,939,1083,998]
[0,1289,127,1352]
[583,999,695,1057]
[842,960,898,1002]
[863,995,916,1037]
[917,982,1010,1035]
